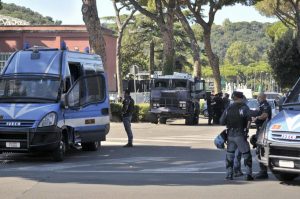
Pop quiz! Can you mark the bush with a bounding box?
[110,103,151,123]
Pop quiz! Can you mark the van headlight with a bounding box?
[38,112,57,127]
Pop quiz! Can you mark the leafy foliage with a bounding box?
[0,3,62,24]
[211,20,271,64]
[268,30,300,88]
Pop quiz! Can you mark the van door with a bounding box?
[64,74,109,143]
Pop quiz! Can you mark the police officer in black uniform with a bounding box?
[252,92,272,179]
[122,89,135,147]
[220,91,253,181]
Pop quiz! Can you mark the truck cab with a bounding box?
[256,77,300,181]
[149,72,205,125]
[0,46,110,161]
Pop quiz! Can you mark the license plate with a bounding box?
[279,160,294,168]
[281,134,297,140]
[6,142,20,148]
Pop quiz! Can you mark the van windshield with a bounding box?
[0,77,60,102]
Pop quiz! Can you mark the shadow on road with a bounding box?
[1,145,299,186]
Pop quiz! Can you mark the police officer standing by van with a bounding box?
[252,92,272,179]
[122,90,135,147]
[220,91,253,181]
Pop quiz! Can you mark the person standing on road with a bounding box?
[222,93,230,111]
[206,92,213,125]
[122,89,135,147]
[213,93,223,124]
[220,91,253,181]
[252,92,272,179]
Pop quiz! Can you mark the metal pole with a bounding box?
[134,66,137,103]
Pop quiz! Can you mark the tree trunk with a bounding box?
[175,6,201,78]
[161,27,175,75]
[203,29,221,93]
[82,0,107,70]
[116,32,123,98]
[296,20,300,55]
[149,40,155,75]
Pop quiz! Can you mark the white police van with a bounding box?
[0,43,110,161]
[256,77,300,181]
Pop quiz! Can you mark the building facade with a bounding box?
[0,25,117,92]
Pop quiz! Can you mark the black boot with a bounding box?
[123,143,133,147]
[245,174,254,181]
[234,169,244,177]
[254,171,268,180]
[225,173,233,180]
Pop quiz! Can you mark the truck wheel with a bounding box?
[159,117,167,124]
[185,116,194,125]
[52,137,66,162]
[150,114,159,124]
[274,172,298,181]
[82,141,101,151]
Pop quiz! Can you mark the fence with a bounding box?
[0,52,12,71]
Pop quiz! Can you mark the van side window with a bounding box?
[82,76,105,105]
[67,75,105,108]
[68,62,82,83]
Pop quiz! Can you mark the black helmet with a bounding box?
[250,134,257,148]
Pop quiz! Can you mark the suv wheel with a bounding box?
[52,137,66,162]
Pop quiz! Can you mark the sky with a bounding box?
[2,0,278,25]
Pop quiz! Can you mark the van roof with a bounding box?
[3,48,104,75]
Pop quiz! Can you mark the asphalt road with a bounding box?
[0,119,299,199]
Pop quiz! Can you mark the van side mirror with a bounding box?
[278,96,286,111]
[61,94,68,108]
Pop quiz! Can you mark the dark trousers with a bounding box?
[123,116,133,144]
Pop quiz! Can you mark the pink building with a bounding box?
[0,25,117,92]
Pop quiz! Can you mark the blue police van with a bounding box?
[0,45,110,161]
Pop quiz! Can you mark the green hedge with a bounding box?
[110,103,152,123]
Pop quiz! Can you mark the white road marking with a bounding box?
[1,157,171,172]
[142,161,224,172]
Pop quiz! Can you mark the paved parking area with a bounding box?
[0,119,299,199]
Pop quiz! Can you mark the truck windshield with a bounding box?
[285,80,300,104]
[0,77,60,102]
[154,79,169,88]
[171,79,187,89]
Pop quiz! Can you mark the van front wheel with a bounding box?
[82,141,101,151]
[274,172,298,181]
[52,138,66,162]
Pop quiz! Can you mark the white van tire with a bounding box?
[274,172,298,182]
[82,141,101,151]
[52,138,66,162]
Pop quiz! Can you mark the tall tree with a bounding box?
[175,4,201,78]
[186,0,258,93]
[255,0,300,54]
[0,1,2,10]
[268,30,300,88]
[82,0,107,70]
[113,0,136,98]
[128,0,176,75]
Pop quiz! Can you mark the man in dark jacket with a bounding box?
[122,89,135,147]
[220,91,253,181]
[252,92,272,179]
